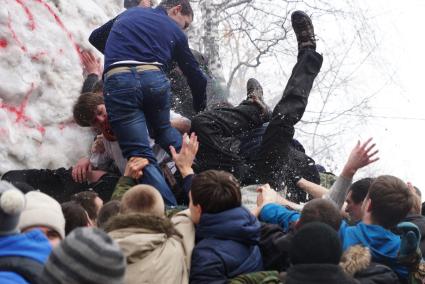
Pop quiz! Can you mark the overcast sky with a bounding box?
[245,0,425,194]
[355,0,425,194]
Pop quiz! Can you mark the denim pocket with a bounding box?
[148,77,170,95]
[105,73,138,95]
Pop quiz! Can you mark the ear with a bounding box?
[172,4,182,15]
[194,203,202,215]
[365,198,372,213]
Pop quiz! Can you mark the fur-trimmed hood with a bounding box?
[340,245,372,276]
[105,213,182,238]
[340,245,400,284]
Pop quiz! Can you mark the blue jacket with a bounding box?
[96,7,207,112]
[339,221,407,279]
[0,230,52,283]
[190,207,263,283]
[260,203,408,279]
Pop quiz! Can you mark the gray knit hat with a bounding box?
[41,227,126,284]
[0,181,25,236]
[18,191,66,239]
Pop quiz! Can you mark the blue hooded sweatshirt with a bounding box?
[190,206,263,283]
[339,221,407,279]
[260,203,408,279]
[0,229,52,283]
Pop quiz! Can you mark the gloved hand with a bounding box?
[397,222,422,267]
[398,222,421,257]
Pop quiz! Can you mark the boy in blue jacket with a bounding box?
[189,170,263,283]
[0,181,52,284]
[256,175,414,280]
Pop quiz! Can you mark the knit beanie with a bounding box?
[18,191,65,239]
[0,181,25,236]
[290,222,342,265]
[41,227,126,284]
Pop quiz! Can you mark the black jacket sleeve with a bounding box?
[81,73,100,93]
[89,17,117,54]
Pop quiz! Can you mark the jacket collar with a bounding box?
[105,213,181,238]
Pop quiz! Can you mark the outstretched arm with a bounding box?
[324,138,379,208]
[252,184,301,232]
[111,157,149,200]
[174,36,207,113]
[296,178,328,198]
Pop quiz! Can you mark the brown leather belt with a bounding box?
[104,65,160,79]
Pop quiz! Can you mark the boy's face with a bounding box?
[23,226,62,247]
[189,191,201,225]
[345,191,363,222]
[92,104,108,130]
[168,5,193,31]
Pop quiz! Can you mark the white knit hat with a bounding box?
[0,181,25,236]
[18,191,65,239]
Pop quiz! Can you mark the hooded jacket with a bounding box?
[339,221,407,279]
[0,230,52,284]
[106,213,193,284]
[260,203,408,279]
[190,206,263,283]
[281,264,358,284]
[340,245,401,284]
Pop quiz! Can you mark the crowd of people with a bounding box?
[1,0,424,283]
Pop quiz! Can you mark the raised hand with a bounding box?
[170,132,199,177]
[81,50,102,75]
[342,138,379,179]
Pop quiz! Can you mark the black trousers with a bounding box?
[1,168,119,202]
[191,49,323,195]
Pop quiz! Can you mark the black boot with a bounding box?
[246,78,270,120]
[291,11,316,50]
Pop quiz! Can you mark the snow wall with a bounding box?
[0,0,122,172]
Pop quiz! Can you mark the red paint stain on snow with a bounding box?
[7,13,27,52]
[1,0,84,135]
[15,0,36,30]
[0,83,46,135]
[34,0,82,62]
[0,39,7,48]
[31,51,48,61]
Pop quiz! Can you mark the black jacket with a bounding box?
[259,223,293,272]
[282,263,358,284]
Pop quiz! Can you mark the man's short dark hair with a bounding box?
[71,191,100,221]
[159,0,193,17]
[349,177,375,204]
[73,92,104,127]
[97,200,121,229]
[298,199,342,231]
[61,201,90,235]
[368,175,414,229]
[190,170,241,214]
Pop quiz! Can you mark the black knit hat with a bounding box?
[41,227,126,284]
[290,222,342,265]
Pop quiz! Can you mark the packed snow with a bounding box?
[0,0,122,172]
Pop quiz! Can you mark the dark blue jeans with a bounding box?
[104,68,181,206]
